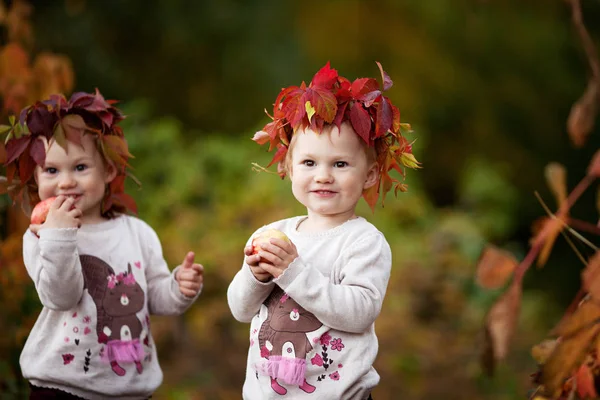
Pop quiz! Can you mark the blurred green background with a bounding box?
[1,0,600,399]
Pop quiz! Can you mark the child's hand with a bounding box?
[254,237,298,279]
[31,196,82,234]
[244,245,271,282]
[175,251,204,297]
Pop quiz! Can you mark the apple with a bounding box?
[30,197,57,225]
[251,229,291,256]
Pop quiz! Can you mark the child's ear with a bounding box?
[104,162,118,184]
[363,163,379,189]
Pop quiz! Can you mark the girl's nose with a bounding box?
[315,166,333,183]
[58,173,76,188]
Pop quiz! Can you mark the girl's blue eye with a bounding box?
[75,164,87,171]
[334,161,348,168]
[45,167,57,174]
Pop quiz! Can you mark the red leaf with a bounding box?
[5,136,31,165]
[351,78,379,98]
[282,88,306,128]
[18,150,36,184]
[375,61,393,91]
[333,102,349,130]
[375,97,393,137]
[361,90,382,108]
[307,87,337,123]
[267,144,288,168]
[273,86,297,118]
[6,163,16,183]
[575,364,598,399]
[29,137,46,166]
[26,103,57,139]
[349,102,371,144]
[310,61,338,89]
[0,142,6,164]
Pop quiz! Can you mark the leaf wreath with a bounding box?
[252,61,420,211]
[0,88,138,216]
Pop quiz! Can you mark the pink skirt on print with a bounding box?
[101,338,145,363]
[255,356,306,385]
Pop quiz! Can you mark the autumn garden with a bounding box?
[1,1,600,399]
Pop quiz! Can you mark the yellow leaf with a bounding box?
[305,100,316,123]
[544,162,567,206]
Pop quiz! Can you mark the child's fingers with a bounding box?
[181,251,195,269]
[245,254,261,266]
[244,245,254,256]
[30,224,41,235]
[58,196,76,211]
[190,263,204,275]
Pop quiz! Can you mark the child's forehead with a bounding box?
[42,133,100,160]
[293,125,363,152]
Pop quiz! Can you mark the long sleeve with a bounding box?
[142,223,197,315]
[227,230,276,323]
[23,228,84,310]
[275,232,391,333]
[227,262,275,323]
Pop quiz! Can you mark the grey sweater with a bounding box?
[228,216,391,400]
[20,215,198,400]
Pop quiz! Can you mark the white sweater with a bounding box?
[20,215,199,400]
[227,216,391,400]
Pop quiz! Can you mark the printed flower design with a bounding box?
[280,293,289,303]
[330,338,344,351]
[311,353,324,366]
[260,346,270,359]
[320,332,331,346]
[73,327,79,333]
[83,316,91,324]
[329,371,340,381]
[62,353,74,365]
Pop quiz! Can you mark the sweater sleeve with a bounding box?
[141,223,197,315]
[227,233,275,323]
[275,232,391,333]
[23,228,84,310]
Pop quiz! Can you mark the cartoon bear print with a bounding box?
[258,286,324,395]
[81,255,145,376]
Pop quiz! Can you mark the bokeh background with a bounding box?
[1,0,600,399]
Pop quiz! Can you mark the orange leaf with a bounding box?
[581,251,600,302]
[536,216,565,268]
[542,300,600,398]
[566,80,597,148]
[481,279,522,375]
[475,245,518,289]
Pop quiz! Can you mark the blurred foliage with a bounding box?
[1,0,600,399]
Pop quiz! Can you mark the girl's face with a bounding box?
[289,123,378,231]
[35,134,116,225]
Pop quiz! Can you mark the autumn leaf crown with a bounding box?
[252,61,420,211]
[1,88,138,216]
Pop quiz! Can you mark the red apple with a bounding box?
[251,229,291,257]
[30,197,57,225]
